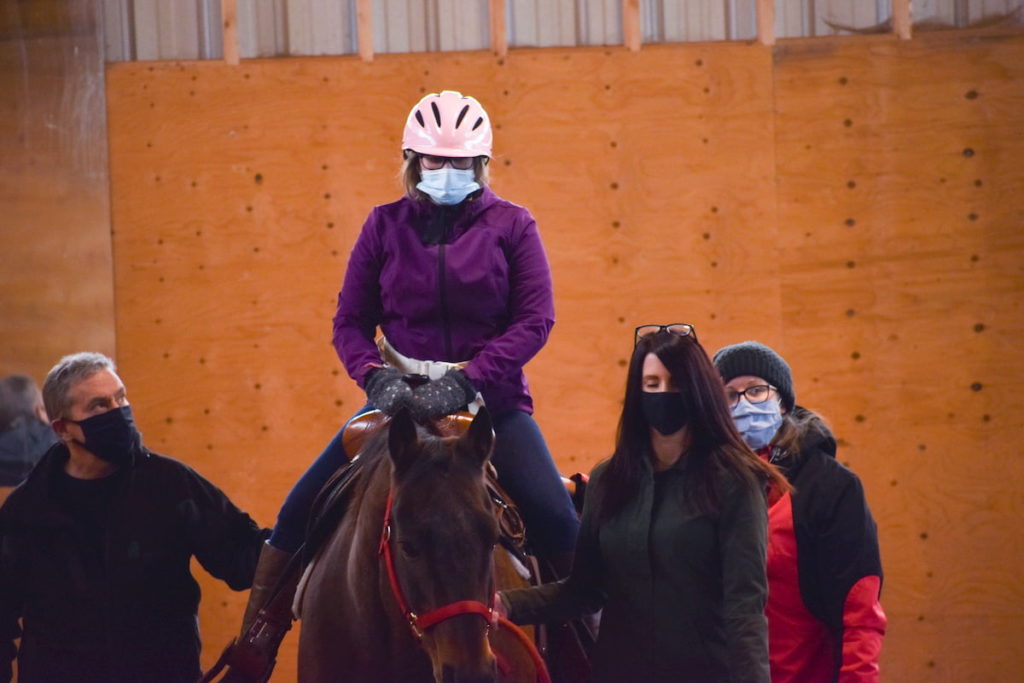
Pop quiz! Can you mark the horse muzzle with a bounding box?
[440,660,497,683]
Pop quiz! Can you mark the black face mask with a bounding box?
[69,405,142,467]
[641,391,686,436]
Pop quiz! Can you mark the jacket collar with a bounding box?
[770,405,837,476]
[8,441,145,527]
[406,186,498,224]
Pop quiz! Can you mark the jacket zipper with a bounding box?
[438,244,454,359]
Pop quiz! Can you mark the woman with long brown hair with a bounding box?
[499,324,786,682]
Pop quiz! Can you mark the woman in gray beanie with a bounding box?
[713,341,887,683]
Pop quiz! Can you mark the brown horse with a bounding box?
[296,407,541,683]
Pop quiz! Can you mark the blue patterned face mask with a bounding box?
[417,168,480,205]
[730,397,783,450]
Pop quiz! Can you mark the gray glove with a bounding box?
[364,367,413,415]
[410,369,477,421]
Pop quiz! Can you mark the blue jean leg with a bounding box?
[491,410,580,558]
[268,405,372,552]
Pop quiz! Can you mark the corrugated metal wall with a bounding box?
[99,1,1023,62]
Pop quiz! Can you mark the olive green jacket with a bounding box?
[503,455,770,683]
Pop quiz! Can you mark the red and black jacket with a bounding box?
[763,407,887,683]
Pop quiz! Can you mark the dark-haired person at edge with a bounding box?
[498,325,787,682]
[230,90,580,665]
[0,353,268,683]
[0,375,57,497]
[713,341,887,682]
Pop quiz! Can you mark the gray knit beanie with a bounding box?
[712,341,795,411]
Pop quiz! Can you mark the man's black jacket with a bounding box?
[0,442,269,682]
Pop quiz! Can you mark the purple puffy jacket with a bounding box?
[332,187,554,415]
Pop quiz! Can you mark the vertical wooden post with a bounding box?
[892,0,912,39]
[623,0,641,51]
[357,0,374,61]
[756,0,775,46]
[221,0,239,64]
[489,0,508,57]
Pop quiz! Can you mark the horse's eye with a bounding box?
[398,541,421,559]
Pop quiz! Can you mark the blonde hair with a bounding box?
[399,152,490,201]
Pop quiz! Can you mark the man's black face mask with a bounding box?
[69,405,142,466]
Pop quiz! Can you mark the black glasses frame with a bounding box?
[419,154,476,170]
[634,323,697,346]
[724,384,777,407]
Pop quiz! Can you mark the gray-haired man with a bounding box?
[0,352,269,683]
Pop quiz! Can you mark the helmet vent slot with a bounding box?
[414,111,425,127]
[430,101,442,127]
[471,117,484,131]
[455,105,470,129]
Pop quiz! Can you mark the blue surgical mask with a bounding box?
[417,168,480,205]
[730,397,783,450]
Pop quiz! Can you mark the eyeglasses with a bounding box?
[634,323,697,347]
[724,385,776,407]
[419,155,476,170]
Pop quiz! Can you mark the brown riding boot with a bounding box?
[240,541,296,637]
[205,542,299,683]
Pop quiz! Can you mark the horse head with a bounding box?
[385,406,500,683]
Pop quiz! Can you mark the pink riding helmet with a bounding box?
[402,90,493,158]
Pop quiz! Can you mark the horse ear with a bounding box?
[388,407,419,474]
[464,406,495,466]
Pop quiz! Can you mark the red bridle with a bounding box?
[377,488,553,683]
[378,489,497,640]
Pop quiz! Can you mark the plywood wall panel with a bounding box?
[107,43,782,677]
[774,33,1024,682]
[105,31,1023,682]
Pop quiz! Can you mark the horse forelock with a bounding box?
[351,421,493,531]
[394,440,492,522]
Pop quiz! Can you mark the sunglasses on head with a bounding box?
[634,323,697,346]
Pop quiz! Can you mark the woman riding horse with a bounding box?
[235,90,580,665]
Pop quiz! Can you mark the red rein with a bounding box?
[379,490,551,683]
